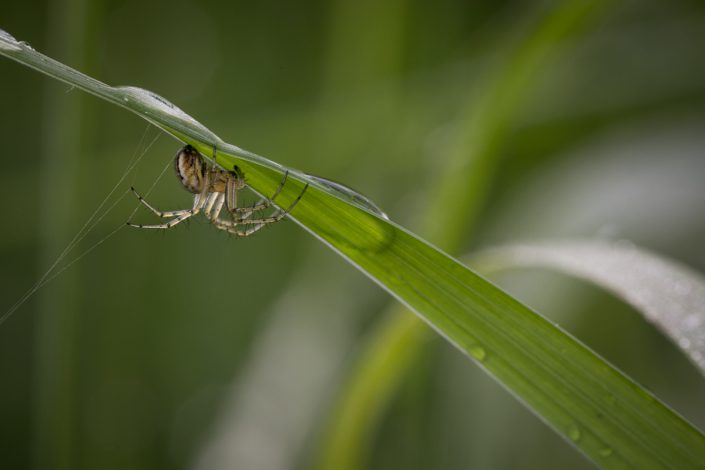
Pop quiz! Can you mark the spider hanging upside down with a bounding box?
[127,144,308,237]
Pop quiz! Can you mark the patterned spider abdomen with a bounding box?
[174,145,207,194]
[174,144,231,194]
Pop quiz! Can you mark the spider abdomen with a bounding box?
[175,145,207,194]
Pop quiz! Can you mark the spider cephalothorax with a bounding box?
[128,144,307,237]
[174,145,243,195]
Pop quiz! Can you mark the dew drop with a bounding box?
[599,447,613,457]
[469,345,486,361]
[568,424,581,442]
[304,173,388,219]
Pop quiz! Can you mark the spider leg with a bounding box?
[224,170,271,216]
[231,199,268,215]
[205,193,225,222]
[129,187,193,218]
[228,199,271,217]
[211,219,267,237]
[269,170,289,202]
[216,182,309,227]
[204,192,224,219]
[215,214,284,227]
[269,180,308,217]
[225,175,243,215]
[224,170,290,217]
[128,213,194,229]
[127,190,208,229]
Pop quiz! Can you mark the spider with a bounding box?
[127,144,308,237]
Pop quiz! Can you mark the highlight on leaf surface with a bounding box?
[471,239,705,376]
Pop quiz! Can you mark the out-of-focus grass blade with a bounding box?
[472,239,705,376]
[2,30,704,468]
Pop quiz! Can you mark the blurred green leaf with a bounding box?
[2,28,705,469]
[472,239,705,376]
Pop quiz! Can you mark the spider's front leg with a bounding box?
[129,187,192,218]
[127,188,208,229]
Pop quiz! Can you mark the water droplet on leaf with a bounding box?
[568,425,581,441]
[469,345,486,361]
[599,447,613,457]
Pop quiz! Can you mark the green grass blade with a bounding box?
[317,2,616,467]
[2,29,704,468]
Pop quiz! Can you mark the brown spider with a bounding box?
[127,145,307,237]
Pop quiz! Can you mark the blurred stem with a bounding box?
[424,0,607,246]
[316,1,612,468]
[317,313,427,470]
[32,0,99,469]
[316,0,407,170]
[322,0,406,93]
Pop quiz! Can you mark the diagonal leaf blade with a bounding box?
[2,30,704,468]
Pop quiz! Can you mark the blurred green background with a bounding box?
[2,0,705,469]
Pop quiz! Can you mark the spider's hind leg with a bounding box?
[212,219,268,237]
[249,177,309,223]
[226,169,289,216]
[269,170,289,203]
[276,179,309,217]
[216,180,309,228]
